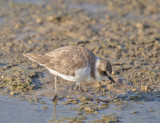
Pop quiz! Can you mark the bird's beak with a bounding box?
[108,76,115,83]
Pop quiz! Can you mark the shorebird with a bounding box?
[24,46,115,103]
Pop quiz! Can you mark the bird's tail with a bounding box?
[23,53,50,66]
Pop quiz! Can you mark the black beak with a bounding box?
[108,76,115,83]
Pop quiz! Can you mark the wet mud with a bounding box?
[0,0,160,122]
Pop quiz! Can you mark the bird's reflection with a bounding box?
[52,101,58,120]
[48,100,58,122]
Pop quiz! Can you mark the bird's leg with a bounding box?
[78,83,109,103]
[77,82,81,91]
[52,76,58,101]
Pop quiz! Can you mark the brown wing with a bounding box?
[44,46,96,76]
[23,53,50,65]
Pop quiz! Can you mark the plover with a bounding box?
[24,46,115,102]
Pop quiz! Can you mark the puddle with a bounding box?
[68,3,106,13]
[68,3,160,21]
[0,95,79,123]
[12,0,48,5]
[0,95,160,123]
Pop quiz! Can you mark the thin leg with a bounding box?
[55,75,57,95]
[78,84,109,103]
[52,76,58,101]
[77,82,81,91]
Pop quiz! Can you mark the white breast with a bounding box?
[47,66,95,82]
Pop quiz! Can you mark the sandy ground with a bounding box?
[0,0,160,122]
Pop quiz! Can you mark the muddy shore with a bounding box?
[0,0,160,122]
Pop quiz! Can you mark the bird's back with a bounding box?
[45,46,97,76]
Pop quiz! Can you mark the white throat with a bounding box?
[95,57,108,81]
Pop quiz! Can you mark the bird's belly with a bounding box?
[47,67,94,82]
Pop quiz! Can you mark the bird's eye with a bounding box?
[102,71,106,75]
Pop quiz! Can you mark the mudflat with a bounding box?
[0,0,160,122]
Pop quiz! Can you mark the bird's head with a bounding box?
[97,58,115,83]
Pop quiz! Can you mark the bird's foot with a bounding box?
[52,94,63,102]
[52,94,59,102]
[96,98,110,104]
[79,86,109,103]
[79,87,85,93]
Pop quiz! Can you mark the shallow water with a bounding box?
[0,96,78,123]
[0,95,160,123]
[13,0,48,5]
